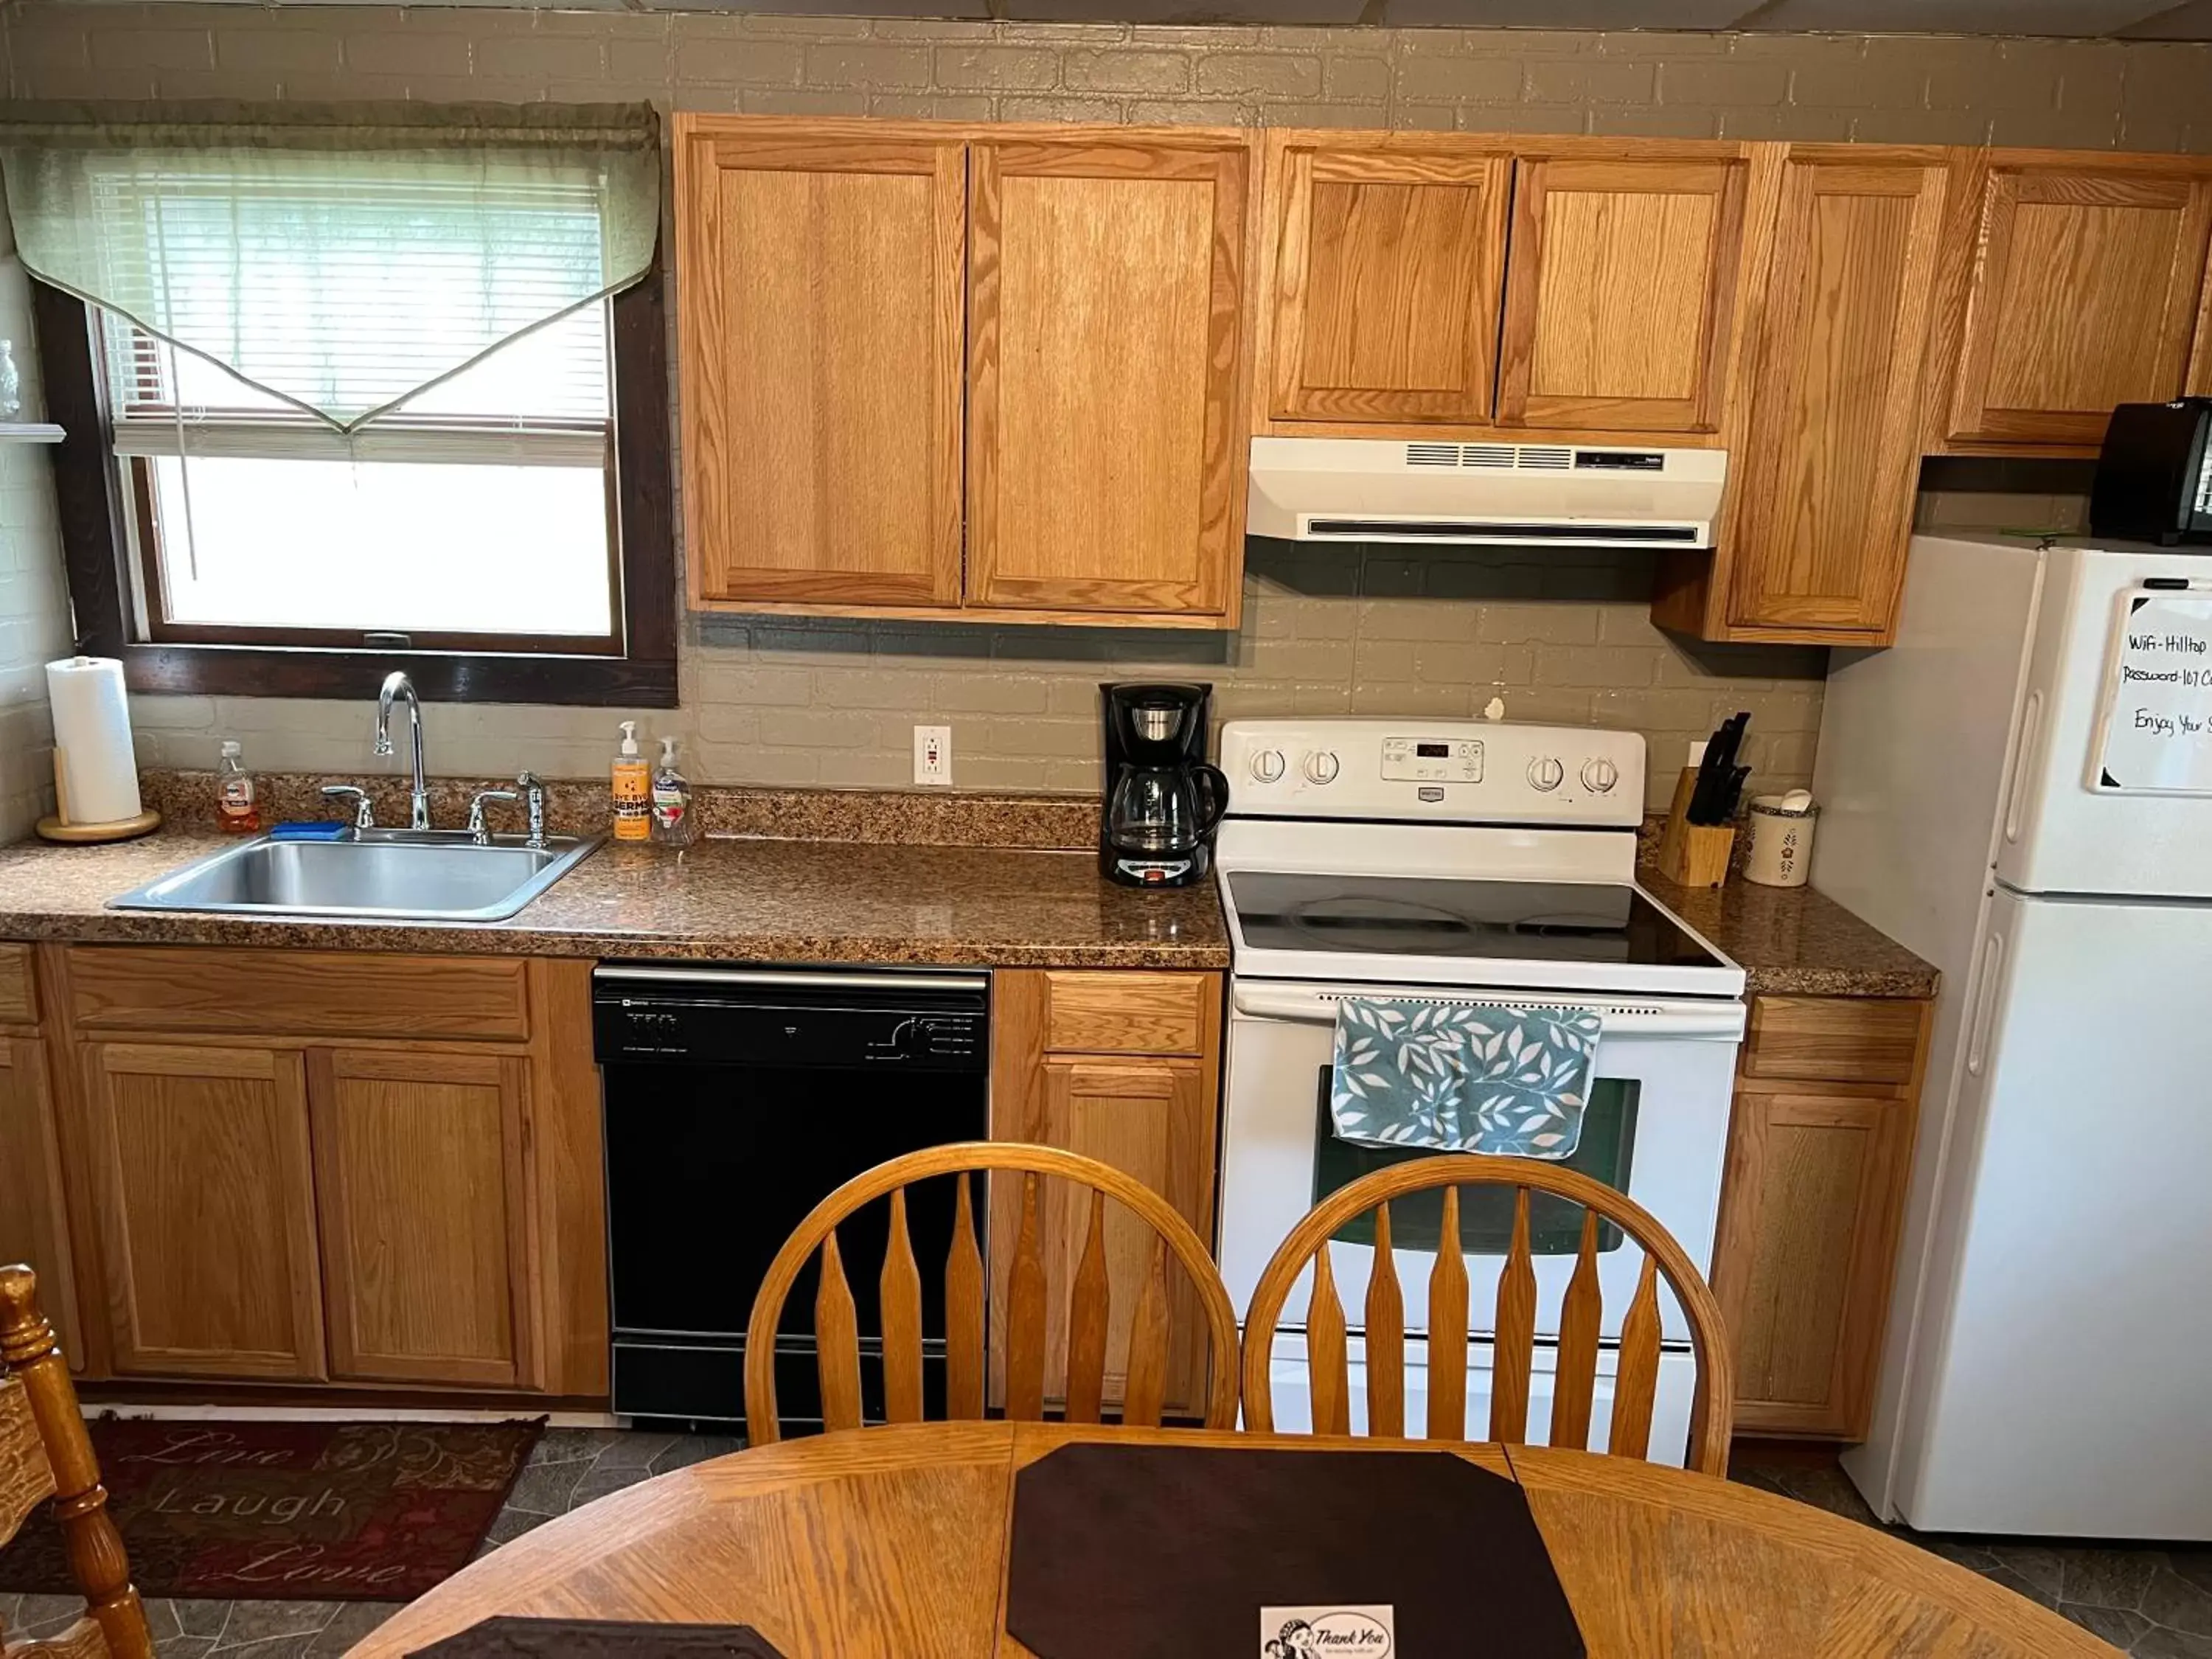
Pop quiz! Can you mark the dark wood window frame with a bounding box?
[33,271,678,707]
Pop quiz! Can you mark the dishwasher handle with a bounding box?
[594,964,990,996]
[1231,984,1745,1040]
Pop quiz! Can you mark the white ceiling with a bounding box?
[69,0,2212,36]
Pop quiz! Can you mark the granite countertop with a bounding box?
[1639,867,1938,1000]
[0,832,1231,970]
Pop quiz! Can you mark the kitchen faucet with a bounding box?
[373,670,431,830]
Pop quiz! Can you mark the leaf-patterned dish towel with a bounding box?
[1329,1000,1604,1160]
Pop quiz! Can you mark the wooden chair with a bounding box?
[744,1143,1240,1443]
[0,1265,153,1659]
[1241,1157,1736,1476]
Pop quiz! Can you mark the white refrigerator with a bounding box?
[1815,532,2212,1540]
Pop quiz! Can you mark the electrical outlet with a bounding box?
[914,725,952,787]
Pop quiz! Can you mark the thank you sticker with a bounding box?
[1262,1605,1395,1658]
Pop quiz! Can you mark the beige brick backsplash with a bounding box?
[7,4,2210,830]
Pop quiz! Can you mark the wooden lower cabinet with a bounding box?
[311,1049,532,1388]
[82,1042,327,1381]
[990,970,1222,1419]
[1711,996,1931,1439]
[27,945,608,1397]
[0,1032,79,1364]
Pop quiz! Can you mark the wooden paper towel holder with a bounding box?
[35,749,161,844]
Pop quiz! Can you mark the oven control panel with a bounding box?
[1218,718,1645,827]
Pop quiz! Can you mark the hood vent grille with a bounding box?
[1401,442,1576,470]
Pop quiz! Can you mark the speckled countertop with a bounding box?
[1640,866,1938,999]
[0,832,1231,970]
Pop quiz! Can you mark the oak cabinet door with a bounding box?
[1714,1090,1913,1439]
[1498,154,1748,433]
[83,1042,324,1380]
[1725,152,1949,636]
[1264,136,1512,423]
[966,134,1252,619]
[1944,161,2212,449]
[310,1049,532,1388]
[677,121,966,608]
[0,1036,80,1365]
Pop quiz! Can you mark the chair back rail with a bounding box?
[1239,1157,1735,1476]
[0,1264,156,1659]
[744,1143,1239,1441]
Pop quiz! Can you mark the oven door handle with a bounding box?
[1231,985,1746,1040]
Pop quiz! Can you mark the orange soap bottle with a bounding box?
[611,720,652,843]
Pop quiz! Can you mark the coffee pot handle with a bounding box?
[1192,763,1231,835]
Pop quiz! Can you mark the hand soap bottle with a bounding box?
[650,735,697,849]
[215,739,260,835]
[611,720,651,843]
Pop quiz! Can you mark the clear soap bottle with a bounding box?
[650,734,697,848]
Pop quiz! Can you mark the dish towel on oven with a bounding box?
[1329,1000,1604,1159]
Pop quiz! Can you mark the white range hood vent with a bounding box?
[1248,437,1727,549]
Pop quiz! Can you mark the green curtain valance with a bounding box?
[0,101,661,431]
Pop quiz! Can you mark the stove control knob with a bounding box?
[1250,748,1286,784]
[1528,756,1565,793]
[1581,757,1620,794]
[1304,750,1340,785]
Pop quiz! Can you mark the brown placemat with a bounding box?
[1006,1441,1585,1658]
[408,1618,785,1657]
[0,1417,543,1601]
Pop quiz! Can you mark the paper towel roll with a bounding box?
[46,655,142,826]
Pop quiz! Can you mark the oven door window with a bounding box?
[1311,1065,1640,1255]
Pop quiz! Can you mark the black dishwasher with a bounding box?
[594,963,990,1433]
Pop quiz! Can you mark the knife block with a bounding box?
[1656,766,1735,888]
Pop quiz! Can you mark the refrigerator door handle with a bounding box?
[2002,690,2043,846]
[1965,931,2006,1077]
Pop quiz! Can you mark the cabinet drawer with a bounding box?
[67,947,531,1042]
[0,945,33,1026]
[1742,996,1924,1086]
[1042,972,1213,1056]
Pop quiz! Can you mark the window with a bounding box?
[113,305,621,651]
[37,272,675,706]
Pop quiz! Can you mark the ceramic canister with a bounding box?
[1745,793,1818,888]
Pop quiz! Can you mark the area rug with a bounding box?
[0,1417,544,1601]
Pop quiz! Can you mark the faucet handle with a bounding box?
[515,771,548,849]
[321,785,375,833]
[467,789,521,845]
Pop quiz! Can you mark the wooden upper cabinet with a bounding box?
[310,1049,533,1388]
[966,133,1253,619]
[1262,135,1512,423]
[1498,152,1749,433]
[83,1042,325,1380]
[1939,155,2212,451]
[676,119,966,608]
[1724,150,1949,638]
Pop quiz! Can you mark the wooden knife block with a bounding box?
[1656,765,1735,888]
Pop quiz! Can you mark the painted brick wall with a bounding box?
[0,202,70,842]
[4,5,2202,813]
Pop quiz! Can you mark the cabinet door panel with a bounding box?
[312,1049,532,1388]
[1726,153,1947,636]
[1499,156,1747,433]
[0,1037,79,1363]
[1266,139,1512,422]
[1946,163,2212,448]
[678,123,965,607]
[1714,1090,1913,1438]
[84,1043,324,1380]
[967,136,1250,618]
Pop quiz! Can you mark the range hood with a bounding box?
[1247,437,1727,549]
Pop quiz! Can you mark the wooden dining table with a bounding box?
[349,1422,2113,1658]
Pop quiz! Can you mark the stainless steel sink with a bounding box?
[107,830,604,922]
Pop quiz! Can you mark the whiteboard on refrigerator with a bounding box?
[2093,589,2212,794]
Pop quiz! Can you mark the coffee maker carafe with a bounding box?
[1099,684,1228,887]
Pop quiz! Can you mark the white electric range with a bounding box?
[1212,718,1746,1466]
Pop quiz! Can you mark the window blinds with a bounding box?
[0,102,659,431]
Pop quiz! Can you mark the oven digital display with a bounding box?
[1415,742,1450,759]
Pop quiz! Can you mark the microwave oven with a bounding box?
[2090,398,2212,546]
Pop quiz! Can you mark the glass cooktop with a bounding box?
[1225,872,1726,970]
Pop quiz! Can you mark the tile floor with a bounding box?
[3,1429,2206,1657]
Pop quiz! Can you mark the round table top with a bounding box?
[349,1423,2113,1659]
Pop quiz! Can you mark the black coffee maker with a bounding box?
[1099,683,1229,888]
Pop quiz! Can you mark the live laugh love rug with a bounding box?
[0,1417,543,1601]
